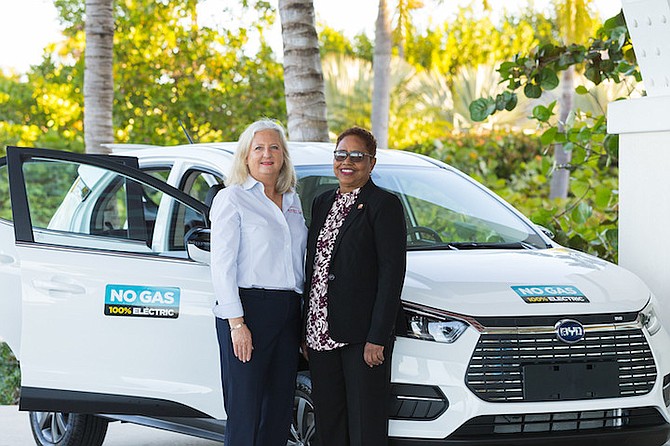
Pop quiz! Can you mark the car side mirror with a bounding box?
[185,227,211,264]
[536,225,555,240]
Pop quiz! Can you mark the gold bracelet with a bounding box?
[229,323,245,332]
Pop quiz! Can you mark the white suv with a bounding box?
[1,143,669,446]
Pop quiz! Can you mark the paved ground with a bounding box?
[0,406,221,446]
[3,405,670,446]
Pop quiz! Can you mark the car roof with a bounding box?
[104,142,438,168]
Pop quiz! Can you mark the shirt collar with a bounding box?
[242,175,296,200]
[242,175,262,191]
[336,187,361,198]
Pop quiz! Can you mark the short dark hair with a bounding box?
[336,127,377,157]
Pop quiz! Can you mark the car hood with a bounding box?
[403,247,650,317]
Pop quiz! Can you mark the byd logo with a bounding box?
[555,319,585,344]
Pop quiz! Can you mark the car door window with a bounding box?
[13,153,208,256]
[139,168,172,245]
[168,169,223,251]
[179,169,223,203]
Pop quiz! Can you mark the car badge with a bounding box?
[555,319,585,344]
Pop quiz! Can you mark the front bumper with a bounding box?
[389,422,670,445]
[389,312,670,445]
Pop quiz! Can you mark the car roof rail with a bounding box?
[102,143,160,153]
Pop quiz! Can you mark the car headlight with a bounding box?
[640,296,662,336]
[401,303,470,343]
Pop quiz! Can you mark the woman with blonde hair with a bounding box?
[210,119,307,446]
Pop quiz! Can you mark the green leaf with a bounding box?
[498,61,516,78]
[604,134,619,156]
[571,201,593,224]
[530,208,553,226]
[571,179,590,197]
[554,133,567,144]
[495,91,517,110]
[469,98,497,122]
[571,146,587,165]
[538,69,559,90]
[532,104,553,122]
[503,92,518,111]
[577,127,592,143]
[541,156,553,176]
[594,185,612,208]
[585,66,603,85]
[524,83,542,99]
[575,85,589,95]
[540,127,558,145]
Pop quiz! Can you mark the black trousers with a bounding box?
[216,288,301,446]
[308,340,393,446]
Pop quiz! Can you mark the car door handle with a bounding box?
[0,254,14,264]
[32,279,86,294]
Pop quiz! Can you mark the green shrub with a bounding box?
[0,342,20,405]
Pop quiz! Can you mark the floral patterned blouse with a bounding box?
[306,188,360,351]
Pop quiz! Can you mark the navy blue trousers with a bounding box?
[216,288,301,446]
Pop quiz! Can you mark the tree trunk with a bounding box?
[84,0,115,154]
[278,0,329,142]
[549,66,574,199]
[372,0,392,149]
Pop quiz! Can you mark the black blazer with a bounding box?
[304,179,407,345]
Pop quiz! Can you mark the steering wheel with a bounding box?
[408,226,442,243]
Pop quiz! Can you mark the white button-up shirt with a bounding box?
[209,176,307,319]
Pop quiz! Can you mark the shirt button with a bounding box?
[328,274,335,281]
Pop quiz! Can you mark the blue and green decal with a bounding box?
[104,284,180,318]
[511,285,589,303]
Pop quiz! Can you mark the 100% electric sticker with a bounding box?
[104,284,180,319]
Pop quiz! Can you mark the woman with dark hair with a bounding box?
[304,126,407,446]
[210,119,307,446]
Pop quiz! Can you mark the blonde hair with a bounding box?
[226,119,296,194]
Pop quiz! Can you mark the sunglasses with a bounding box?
[333,150,374,163]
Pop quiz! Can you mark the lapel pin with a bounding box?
[357,203,364,210]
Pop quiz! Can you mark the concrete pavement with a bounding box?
[2,405,670,446]
[0,406,221,446]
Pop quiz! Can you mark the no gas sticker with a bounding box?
[104,284,180,318]
[511,285,589,303]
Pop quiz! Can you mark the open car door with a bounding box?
[6,146,224,419]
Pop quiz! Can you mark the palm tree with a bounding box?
[322,54,451,147]
[84,0,114,154]
[278,0,329,141]
[550,0,596,198]
[372,0,392,149]
[393,0,423,60]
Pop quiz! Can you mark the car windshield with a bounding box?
[297,165,547,251]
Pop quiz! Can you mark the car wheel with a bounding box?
[29,411,108,446]
[288,371,318,446]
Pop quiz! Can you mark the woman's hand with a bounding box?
[229,318,253,362]
[363,342,384,367]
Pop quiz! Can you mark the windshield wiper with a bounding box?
[445,241,537,250]
[407,241,540,251]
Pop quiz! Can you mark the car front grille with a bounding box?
[449,407,666,438]
[466,327,657,402]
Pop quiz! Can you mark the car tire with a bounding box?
[29,411,108,446]
[289,371,318,446]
